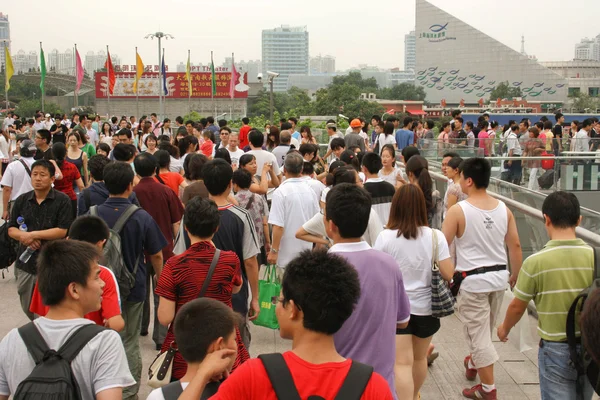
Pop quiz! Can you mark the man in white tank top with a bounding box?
[443,157,522,400]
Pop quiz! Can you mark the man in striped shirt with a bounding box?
[498,191,594,399]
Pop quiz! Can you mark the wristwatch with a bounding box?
[270,248,278,253]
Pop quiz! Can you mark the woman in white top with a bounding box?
[373,121,397,154]
[378,144,402,187]
[374,183,453,400]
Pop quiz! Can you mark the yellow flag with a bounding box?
[186,51,192,97]
[133,51,144,93]
[4,46,14,92]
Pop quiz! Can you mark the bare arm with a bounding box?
[82,152,89,187]
[442,205,460,246]
[75,177,84,192]
[104,315,125,332]
[157,297,176,326]
[505,209,523,287]
[497,297,529,341]
[2,186,11,220]
[49,160,63,180]
[95,388,123,400]
[267,225,284,265]
[263,216,271,254]
[30,228,68,241]
[244,255,260,320]
[295,226,329,246]
[446,194,458,211]
[438,257,455,281]
[148,251,164,278]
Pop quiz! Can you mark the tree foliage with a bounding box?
[570,93,600,112]
[16,99,63,118]
[377,83,427,101]
[488,81,522,101]
[247,86,314,119]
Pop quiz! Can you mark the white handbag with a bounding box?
[147,344,177,388]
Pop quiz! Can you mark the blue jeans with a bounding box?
[538,340,593,400]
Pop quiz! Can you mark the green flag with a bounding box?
[210,52,216,97]
[39,46,46,95]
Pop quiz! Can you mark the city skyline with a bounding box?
[2,0,598,73]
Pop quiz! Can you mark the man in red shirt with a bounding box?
[30,215,124,331]
[238,117,252,150]
[133,152,184,349]
[178,249,394,400]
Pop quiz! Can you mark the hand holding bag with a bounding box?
[430,229,455,318]
[253,264,281,330]
[148,249,221,388]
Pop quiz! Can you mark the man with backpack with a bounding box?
[90,161,167,400]
[177,249,394,400]
[1,139,36,221]
[498,191,595,399]
[0,240,134,400]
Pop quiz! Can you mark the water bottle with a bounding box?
[18,222,36,263]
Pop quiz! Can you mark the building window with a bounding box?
[568,87,581,97]
[589,87,599,97]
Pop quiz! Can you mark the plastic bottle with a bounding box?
[18,222,36,263]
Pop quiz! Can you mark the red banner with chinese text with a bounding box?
[95,71,248,98]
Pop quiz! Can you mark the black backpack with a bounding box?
[538,169,555,190]
[567,247,600,395]
[0,221,17,277]
[258,353,373,400]
[14,322,105,400]
[160,380,220,400]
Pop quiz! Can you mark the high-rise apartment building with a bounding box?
[84,50,121,75]
[574,36,600,61]
[404,31,416,71]
[48,49,75,75]
[13,50,37,73]
[310,55,335,74]
[0,13,10,72]
[262,25,309,91]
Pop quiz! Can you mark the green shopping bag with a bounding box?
[252,264,281,329]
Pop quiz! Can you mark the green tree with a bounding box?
[488,81,522,101]
[331,72,379,93]
[570,93,600,112]
[16,99,63,118]
[377,83,426,101]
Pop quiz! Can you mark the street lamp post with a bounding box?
[144,31,174,119]
[269,77,274,123]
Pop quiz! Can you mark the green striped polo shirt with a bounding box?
[514,239,594,342]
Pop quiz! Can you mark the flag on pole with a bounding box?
[229,53,240,99]
[161,53,168,95]
[4,46,14,92]
[185,50,192,97]
[75,48,84,94]
[39,45,46,95]
[210,52,216,97]
[104,50,116,95]
[133,50,144,93]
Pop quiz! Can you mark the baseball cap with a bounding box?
[20,139,37,157]
[45,113,51,118]
[350,119,362,128]
[326,122,337,129]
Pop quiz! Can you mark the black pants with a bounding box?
[141,267,167,347]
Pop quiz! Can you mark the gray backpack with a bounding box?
[90,205,141,303]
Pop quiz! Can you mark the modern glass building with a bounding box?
[415,0,568,104]
[404,31,416,72]
[262,25,309,92]
[0,13,10,73]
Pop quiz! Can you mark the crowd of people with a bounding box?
[0,109,599,400]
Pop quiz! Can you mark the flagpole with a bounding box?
[135,47,139,118]
[3,41,8,112]
[158,40,162,119]
[74,44,78,108]
[211,51,215,117]
[106,45,111,119]
[187,49,191,114]
[231,52,234,121]
[40,42,44,113]
[162,48,166,118]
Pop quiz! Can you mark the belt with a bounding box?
[457,265,507,279]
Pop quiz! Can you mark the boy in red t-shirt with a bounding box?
[200,130,214,158]
[30,215,124,331]
[178,249,394,400]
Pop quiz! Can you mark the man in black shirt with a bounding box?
[50,113,67,144]
[552,112,565,155]
[8,159,72,319]
[33,129,52,160]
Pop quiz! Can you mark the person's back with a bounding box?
[271,144,290,167]
[363,179,395,226]
[345,131,365,152]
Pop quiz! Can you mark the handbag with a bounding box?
[253,264,281,330]
[430,229,455,318]
[148,248,221,388]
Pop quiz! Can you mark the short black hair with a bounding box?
[361,152,382,174]
[333,166,357,185]
[302,161,314,176]
[582,119,593,129]
[218,119,228,128]
[288,117,298,125]
[555,112,564,122]
[403,117,413,127]
[282,248,360,335]
[174,298,239,363]
[326,183,371,238]
[242,117,250,125]
[117,128,132,139]
[36,129,52,145]
[542,191,580,229]
[402,146,420,164]
[103,161,134,195]
[330,137,345,151]
[185,153,208,181]
[184,197,220,238]
[112,143,136,162]
[281,122,292,131]
[543,120,553,130]
[461,157,491,189]
[203,159,233,196]
[37,240,100,306]
[206,116,215,124]
[299,143,317,157]
[213,148,232,165]
[371,115,381,123]
[133,153,158,178]
[442,151,460,159]
[31,159,55,177]
[249,130,264,148]
[88,155,110,181]
[68,216,110,244]
[155,149,171,169]
[232,168,253,189]
[452,109,462,118]
[97,143,111,155]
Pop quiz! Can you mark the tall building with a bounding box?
[0,13,10,72]
[84,50,121,76]
[48,49,75,76]
[415,0,567,104]
[262,25,309,92]
[310,55,335,74]
[404,31,416,71]
[574,36,600,61]
[13,50,37,73]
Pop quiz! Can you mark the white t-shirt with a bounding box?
[374,227,450,315]
[169,157,184,174]
[32,121,45,132]
[290,137,301,149]
[247,149,281,177]
[574,129,590,153]
[301,176,326,201]
[303,206,383,247]
[147,382,190,400]
[227,147,246,167]
[0,135,9,161]
[87,129,98,146]
[506,132,522,155]
[375,133,396,154]
[2,117,14,130]
[378,167,401,187]
[320,186,331,203]
[0,318,135,399]
[268,177,320,267]
[0,157,35,200]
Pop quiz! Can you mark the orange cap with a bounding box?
[350,119,362,128]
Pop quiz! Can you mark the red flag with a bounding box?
[105,51,116,95]
[229,54,240,99]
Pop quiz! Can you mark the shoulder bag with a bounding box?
[430,229,455,318]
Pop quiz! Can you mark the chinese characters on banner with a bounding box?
[95,71,249,99]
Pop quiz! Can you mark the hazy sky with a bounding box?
[3,0,599,71]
